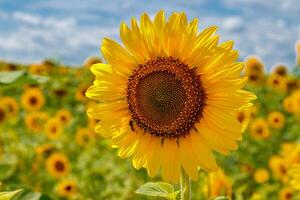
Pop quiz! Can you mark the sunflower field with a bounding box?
[1,12,300,200]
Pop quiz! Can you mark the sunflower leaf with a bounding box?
[213,196,230,200]
[135,182,179,200]
[0,71,25,84]
[0,189,23,200]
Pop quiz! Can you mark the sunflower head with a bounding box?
[250,118,270,139]
[86,11,256,183]
[55,109,72,125]
[56,179,77,198]
[25,111,49,132]
[272,64,288,77]
[267,111,285,129]
[253,168,269,184]
[268,155,288,182]
[0,97,19,118]
[75,128,95,147]
[29,64,48,75]
[0,106,7,124]
[21,87,45,111]
[279,187,294,200]
[207,170,232,198]
[283,96,294,113]
[244,56,264,75]
[267,74,287,91]
[45,118,63,139]
[291,90,300,114]
[76,84,89,102]
[84,56,102,69]
[46,152,70,178]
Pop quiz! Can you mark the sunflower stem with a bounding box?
[180,169,191,200]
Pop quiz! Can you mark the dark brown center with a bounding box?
[29,97,38,105]
[55,161,65,172]
[126,57,206,138]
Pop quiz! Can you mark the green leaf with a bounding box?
[0,189,23,200]
[135,182,179,200]
[30,75,50,84]
[0,71,25,84]
[0,162,16,181]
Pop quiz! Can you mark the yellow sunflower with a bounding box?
[46,152,70,178]
[35,143,54,158]
[29,63,48,75]
[45,118,63,140]
[279,187,294,200]
[272,64,288,76]
[75,84,89,102]
[253,168,269,184]
[0,105,7,124]
[283,96,294,113]
[235,109,251,132]
[267,111,285,129]
[291,90,300,114]
[207,170,232,198]
[25,111,49,132]
[86,11,256,183]
[268,155,288,182]
[55,109,72,125]
[75,128,95,147]
[244,56,264,75]
[250,118,270,139]
[267,74,287,91]
[21,87,45,111]
[86,11,256,182]
[56,179,77,198]
[289,164,300,190]
[0,97,19,117]
[84,56,102,69]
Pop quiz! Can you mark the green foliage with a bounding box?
[135,182,179,200]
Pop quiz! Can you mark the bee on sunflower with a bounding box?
[86,10,256,187]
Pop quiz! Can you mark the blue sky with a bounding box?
[0,0,299,70]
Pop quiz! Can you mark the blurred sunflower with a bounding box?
[21,87,45,111]
[35,143,54,158]
[46,152,70,178]
[86,11,256,182]
[84,56,102,69]
[291,90,300,114]
[289,164,300,190]
[235,109,251,132]
[75,84,89,102]
[25,112,49,132]
[273,65,288,77]
[0,106,7,124]
[283,96,294,113]
[207,170,232,198]
[0,97,19,117]
[56,179,77,198]
[250,118,270,139]
[244,56,264,85]
[267,74,287,91]
[279,187,294,200]
[55,109,72,125]
[45,118,63,140]
[268,155,288,182]
[29,64,48,75]
[267,111,285,129]
[253,168,269,184]
[75,128,94,147]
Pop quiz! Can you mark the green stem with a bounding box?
[180,169,191,200]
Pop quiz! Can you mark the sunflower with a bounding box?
[0,106,7,124]
[0,97,19,117]
[273,65,288,77]
[279,187,294,200]
[84,56,102,69]
[253,168,269,184]
[267,74,287,91]
[250,118,270,139]
[56,179,77,198]
[86,11,256,182]
[75,84,89,102]
[35,143,54,158]
[235,109,251,132]
[289,164,300,190]
[291,90,300,114]
[29,64,48,75]
[283,96,294,113]
[25,112,49,132]
[21,87,45,111]
[2,63,18,71]
[244,56,264,75]
[45,118,62,140]
[75,128,95,147]
[267,111,285,129]
[268,155,288,182]
[46,152,70,178]
[207,170,232,198]
[55,109,72,125]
